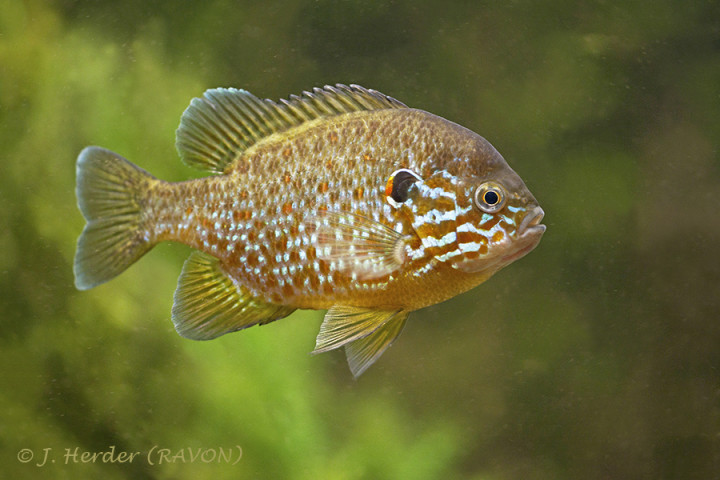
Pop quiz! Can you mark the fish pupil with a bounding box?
[484,190,499,205]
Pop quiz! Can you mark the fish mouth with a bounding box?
[496,206,545,264]
[518,206,546,237]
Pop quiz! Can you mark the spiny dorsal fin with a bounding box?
[172,251,295,340]
[175,84,408,173]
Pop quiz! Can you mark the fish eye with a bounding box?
[474,182,506,213]
[385,169,422,206]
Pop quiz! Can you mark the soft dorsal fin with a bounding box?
[175,84,408,173]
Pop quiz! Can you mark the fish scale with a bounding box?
[74,84,545,377]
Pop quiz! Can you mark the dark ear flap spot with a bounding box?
[385,169,422,205]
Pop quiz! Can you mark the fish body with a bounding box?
[74,85,545,376]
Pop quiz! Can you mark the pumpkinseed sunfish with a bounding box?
[74,84,545,377]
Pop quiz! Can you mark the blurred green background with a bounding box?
[2,0,719,478]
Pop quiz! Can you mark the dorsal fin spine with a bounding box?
[265,101,295,131]
[282,95,314,121]
[326,86,365,111]
[272,99,301,126]
[310,89,342,114]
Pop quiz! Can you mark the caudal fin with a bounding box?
[74,147,156,290]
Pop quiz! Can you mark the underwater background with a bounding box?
[1,1,719,478]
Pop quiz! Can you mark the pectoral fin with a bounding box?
[172,252,295,340]
[307,210,407,281]
[313,305,408,376]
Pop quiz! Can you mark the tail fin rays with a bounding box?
[74,147,155,290]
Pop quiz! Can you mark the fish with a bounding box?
[74,84,545,377]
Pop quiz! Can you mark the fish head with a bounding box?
[449,165,546,274]
[392,158,545,275]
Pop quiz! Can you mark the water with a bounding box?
[1,1,718,478]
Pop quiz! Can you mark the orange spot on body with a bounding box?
[232,210,253,222]
[354,187,364,200]
[215,238,228,251]
[293,274,305,291]
[282,284,295,298]
[282,202,293,214]
[319,182,329,193]
[492,231,505,243]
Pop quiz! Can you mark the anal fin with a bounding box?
[172,252,295,340]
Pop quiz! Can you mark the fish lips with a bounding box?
[500,207,545,264]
